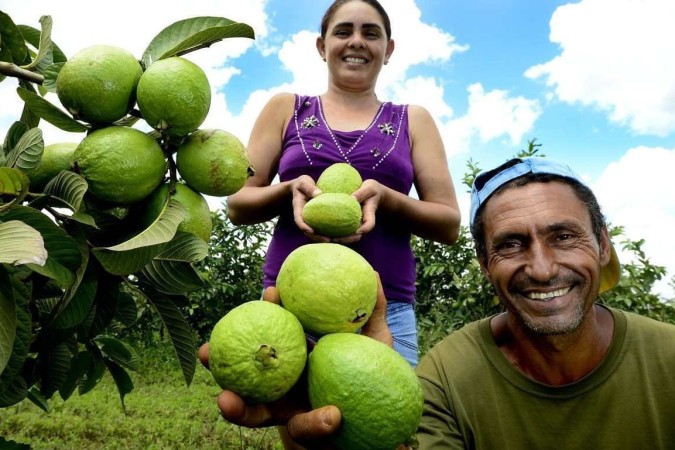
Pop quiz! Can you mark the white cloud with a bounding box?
[592,146,675,297]
[437,83,542,158]
[526,0,675,136]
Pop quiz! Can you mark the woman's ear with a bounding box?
[385,38,395,64]
[316,37,326,61]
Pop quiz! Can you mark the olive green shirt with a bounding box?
[416,306,675,449]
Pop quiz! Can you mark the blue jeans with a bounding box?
[387,301,419,367]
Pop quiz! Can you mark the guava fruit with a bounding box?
[302,192,362,237]
[72,126,167,205]
[276,243,377,336]
[136,57,211,136]
[137,182,212,242]
[316,163,362,194]
[176,129,253,196]
[208,300,307,404]
[308,333,424,450]
[56,45,142,124]
[25,142,78,190]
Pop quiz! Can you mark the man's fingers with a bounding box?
[217,390,275,427]
[361,272,393,347]
[198,343,209,368]
[263,286,281,304]
[286,405,342,441]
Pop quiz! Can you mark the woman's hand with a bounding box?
[352,179,385,236]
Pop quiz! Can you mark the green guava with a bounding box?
[176,129,254,196]
[276,243,377,336]
[72,126,167,205]
[137,182,212,242]
[25,142,78,191]
[136,56,211,136]
[302,193,362,237]
[208,300,307,404]
[316,163,362,194]
[56,45,142,124]
[308,333,424,450]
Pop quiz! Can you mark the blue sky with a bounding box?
[1,0,674,297]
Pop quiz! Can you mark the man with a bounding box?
[201,157,675,449]
[415,157,675,448]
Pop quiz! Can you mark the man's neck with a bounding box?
[491,305,614,385]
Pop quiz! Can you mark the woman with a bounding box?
[227,0,461,367]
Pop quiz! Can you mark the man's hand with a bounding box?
[198,272,391,447]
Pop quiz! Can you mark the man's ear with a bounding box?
[316,37,326,60]
[478,255,491,281]
[599,227,612,266]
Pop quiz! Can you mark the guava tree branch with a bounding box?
[0,61,44,84]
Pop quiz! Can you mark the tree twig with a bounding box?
[0,61,45,84]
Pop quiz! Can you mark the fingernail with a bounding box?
[321,409,333,426]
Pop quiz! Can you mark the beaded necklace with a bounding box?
[294,96,405,169]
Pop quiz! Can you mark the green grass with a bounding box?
[0,344,284,450]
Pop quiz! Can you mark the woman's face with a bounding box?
[317,1,394,92]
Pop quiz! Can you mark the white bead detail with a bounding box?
[317,97,385,164]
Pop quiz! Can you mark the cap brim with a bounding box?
[599,242,621,294]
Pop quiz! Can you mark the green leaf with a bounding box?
[144,290,196,386]
[94,335,139,372]
[103,199,185,252]
[78,350,105,395]
[16,24,67,64]
[16,87,89,133]
[43,170,88,212]
[1,205,81,270]
[3,126,43,170]
[0,436,31,449]
[41,62,64,93]
[59,350,90,401]
[20,16,54,72]
[0,271,31,404]
[0,374,28,407]
[0,167,30,212]
[141,259,207,295]
[0,220,47,266]
[141,16,255,67]
[92,244,165,276]
[0,267,17,376]
[53,263,96,330]
[2,121,29,155]
[27,386,49,412]
[113,292,138,327]
[0,11,29,64]
[155,231,209,263]
[38,341,71,399]
[105,360,133,414]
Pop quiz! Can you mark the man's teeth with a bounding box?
[345,57,366,63]
[527,287,571,300]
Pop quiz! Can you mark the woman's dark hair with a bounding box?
[320,0,392,40]
[471,174,607,264]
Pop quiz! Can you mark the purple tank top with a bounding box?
[263,94,416,303]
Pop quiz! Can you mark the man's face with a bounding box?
[480,181,611,335]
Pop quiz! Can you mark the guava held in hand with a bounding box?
[316,162,363,195]
[302,192,362,237]
[308,333,424,450]
[56,45,142,125]
[277,243,377,336]
[136,56,211,137]
[176,129,254,197]
[208,301,307,404]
